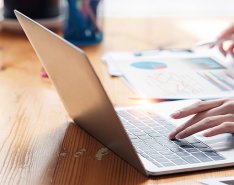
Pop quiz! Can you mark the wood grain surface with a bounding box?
[0,17,234,185]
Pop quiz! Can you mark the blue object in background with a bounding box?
[64,0,103,46]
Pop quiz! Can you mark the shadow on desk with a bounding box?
[52,122,146,185]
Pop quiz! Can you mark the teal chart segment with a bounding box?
[131,62,167,70]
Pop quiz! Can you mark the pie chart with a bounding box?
[131,61,167,70]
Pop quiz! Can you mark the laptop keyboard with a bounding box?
[116,109,225,168]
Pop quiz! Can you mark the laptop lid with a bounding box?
[14,10,147,176]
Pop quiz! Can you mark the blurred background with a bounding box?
[1,0,234,51]
[105,0,234,17]
[1,0,234,17]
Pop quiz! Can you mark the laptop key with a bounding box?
[164,154,179,160]
[199,147,215,152]
[155,147,171,152]
[143,121,161,127]
[126,109,141,115]
[154,157,170,163]
[137,145,152,151]
[170,148,184,153]
[144,138,157,143]
[210,156,225,161]
[162,130,171,134]
[128,127,141,132]
[143,129,157,134]
[149,132,162,137]
[138,135,152,140]
[191,152,213,162]
[171,159,188,165]
[164,143,179,148]
[153,126,167,131]
[136,149,144,155]
[175,151,190,157]
[139,118,153,122]
[192,143,209,148]
[128,135,138,139]
[139,153,149,158]
[173,140,187,146]
[180,144,194,149]
[136,144,153,150]
[175,142,192,149]
[182,156,200,164]
[148,144,163,149]
[159,137,171,142]
[136,125,150,130]
[149,153,164,159]
[185,137,201,144]
[161,162,175,167]
[152,161,163,168]
[159,150,174,155]
[148,114,161,119]
[124,124,137,129]
[132,131,147,136]
[163,125,174,131]
[130,138,142,143]
[203,151,221,157]
[184,148,199,153]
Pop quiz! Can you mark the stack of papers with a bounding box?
[103,49,234,100]
[200,176,234,185]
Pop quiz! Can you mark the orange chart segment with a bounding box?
[131,62,167,70]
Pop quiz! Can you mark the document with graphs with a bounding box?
[120,56,234,100]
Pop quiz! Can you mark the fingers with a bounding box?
[169,105,225,139]
[218,41,234,57]
[169,99,234,139]
[217,25,234,40]
[170,99,226,119]
[215,25,234,56]
[173,114,234,139]
[169,113,202,139]
[227,43,234,58]
[204,122,234,137]
[218,43,226,56]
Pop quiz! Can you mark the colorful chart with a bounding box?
[190,58,224,69]
[131,62,167,70]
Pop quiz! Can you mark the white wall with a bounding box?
[1,0,234,17]
[104,0,234,17]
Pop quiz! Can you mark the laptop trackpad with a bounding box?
[197,133,234,152]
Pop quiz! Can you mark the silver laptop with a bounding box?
[15,10,234,176]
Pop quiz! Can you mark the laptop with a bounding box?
[15,10,234,176]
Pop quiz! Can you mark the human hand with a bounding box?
[168,98,234,139]
[215,25,234,57]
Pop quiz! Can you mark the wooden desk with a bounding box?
[0,17,234,185]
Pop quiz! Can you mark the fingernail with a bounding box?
[175,133,184,139]
[175,134,182,139]
[170,111,180,118]
[203,132,210,137]
[168,134,173,139]
[41,71,48,78]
